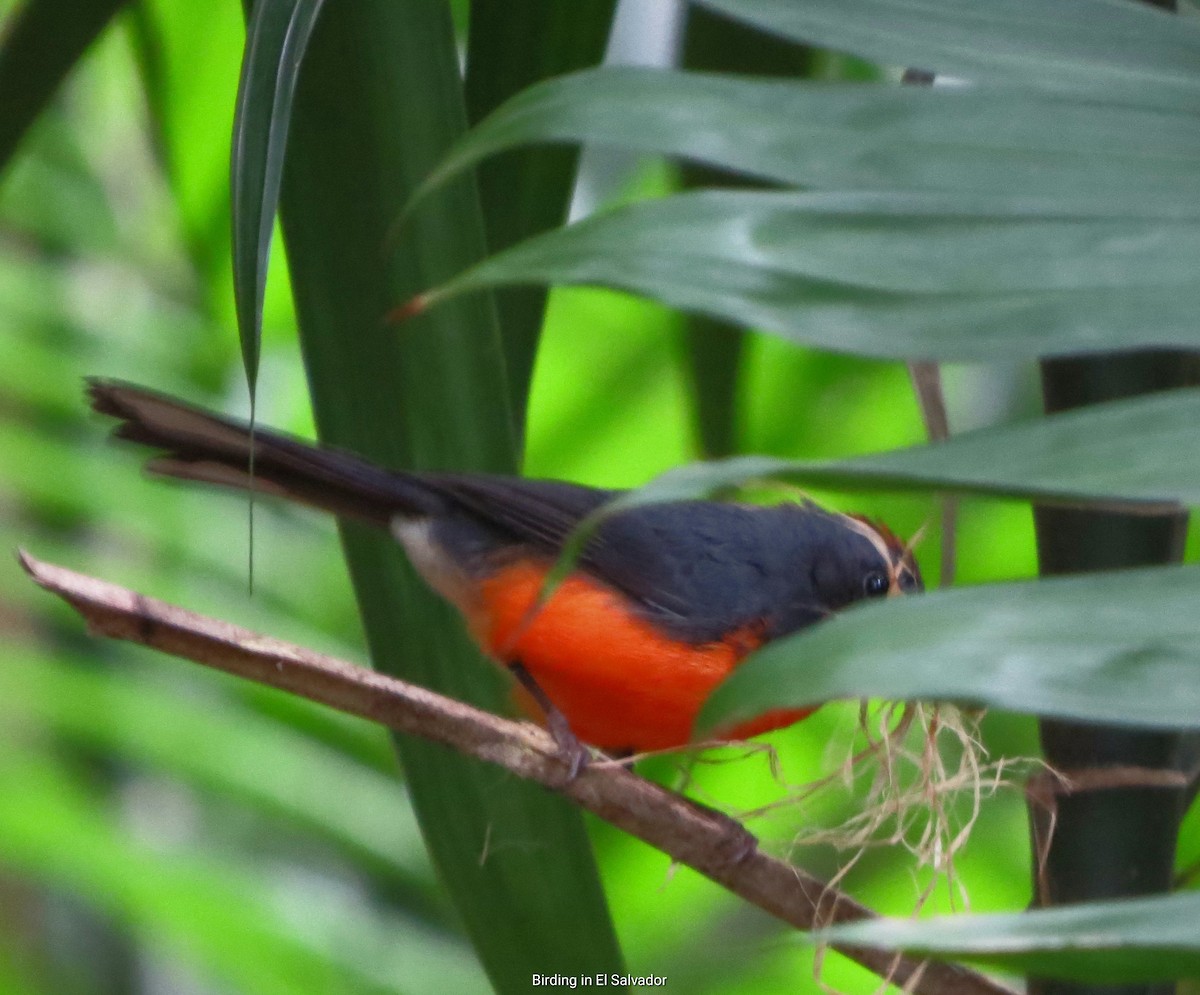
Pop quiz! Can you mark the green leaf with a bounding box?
[424,189,1200,361]
[415,70,1200,217]
[538,385,1200,633]
[540,386,1200,596]
[800,386,1200,508]
[814,890,1200,984]
[0,0,128,171]
[697,0,1200,106]
[699,562,1200,734]
[230,0,327,387]
[276,2,623,989]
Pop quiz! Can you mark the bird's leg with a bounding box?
[508,660,591,781]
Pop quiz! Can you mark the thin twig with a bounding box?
[907,357,958,591]
[19,550,1015,995]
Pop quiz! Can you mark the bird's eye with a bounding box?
[863,572,889,597]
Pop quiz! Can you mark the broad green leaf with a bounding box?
[697,0,1200,107]
[815,890,1200,983]
[231,0,326,387]
[277,2,622,989]
[415,69,1200,217]
[0,0,128,171]
[699,562,1200,734]
[423,189,1200,361]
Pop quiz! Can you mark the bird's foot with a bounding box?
[509,660,592,783]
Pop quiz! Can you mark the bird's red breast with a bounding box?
[469,559,812,752]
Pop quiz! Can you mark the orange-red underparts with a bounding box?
[470,560,813,752]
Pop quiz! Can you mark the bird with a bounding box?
[88,379,922,759]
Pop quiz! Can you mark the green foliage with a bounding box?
[426,189,1200,361]
[272,3,623,990]
[526,382,1200,520]
[230,0,326,385]
[414,68,1200,210]
[0,0,1197,993]
[697,0,1199,99]
[817,891,1200,984]
[701,563,1200,734]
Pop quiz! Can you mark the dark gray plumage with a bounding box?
[88,379,920,647]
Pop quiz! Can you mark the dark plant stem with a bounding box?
[1031,350,1195,995]
[1029,2,1194,988]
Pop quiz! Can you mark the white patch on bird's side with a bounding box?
[390,517,480,613]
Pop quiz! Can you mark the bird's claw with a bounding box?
[546,708,592,783]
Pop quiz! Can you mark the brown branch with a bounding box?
[1039,766,1189,795]
[20,550,1015,995]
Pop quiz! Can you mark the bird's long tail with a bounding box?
[87,379,441,526]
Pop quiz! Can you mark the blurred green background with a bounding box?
[0,1,1160,993]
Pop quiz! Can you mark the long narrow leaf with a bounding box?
[276,2,622,989]
[422,189,1200,361]
[815,890,1200,984]
[808,386,1200,507]
[698,562,1200,734]
[697,0,1200,107]
[414,70,1200,217]
[561,384,1200,518]
[230,0,326,387]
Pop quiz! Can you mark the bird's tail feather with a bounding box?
[87,378,441,526]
